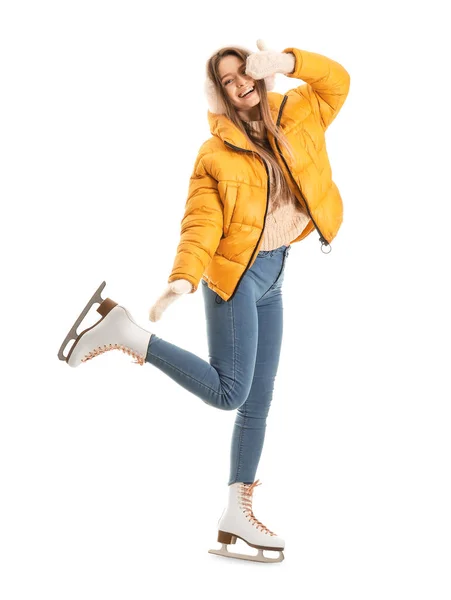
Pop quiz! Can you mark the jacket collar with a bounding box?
[207,92,285,151]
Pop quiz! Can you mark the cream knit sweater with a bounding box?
[244,119,310,251]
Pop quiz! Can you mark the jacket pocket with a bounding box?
[219,182,238,236]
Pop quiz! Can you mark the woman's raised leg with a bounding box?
[145,280,259,411]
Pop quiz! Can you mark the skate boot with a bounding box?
[57,281,152,368]
[208,480,285,563]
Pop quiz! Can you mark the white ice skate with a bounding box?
[208,480,285,563]
[57,281,152,367]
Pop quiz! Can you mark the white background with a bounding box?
[1,0,450,598]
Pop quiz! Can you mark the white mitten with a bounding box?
[245,39,295,80]
[149,279,193,322]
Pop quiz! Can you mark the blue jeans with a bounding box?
[146,244,291,485]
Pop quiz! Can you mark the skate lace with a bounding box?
[240,480,277,536]
[81,344,145,365]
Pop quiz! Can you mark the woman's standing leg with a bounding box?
[228,245,289,485]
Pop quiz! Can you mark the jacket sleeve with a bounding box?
[167,153,224,294]
[282,47,351,131]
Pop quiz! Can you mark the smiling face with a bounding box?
[217,54,261,114]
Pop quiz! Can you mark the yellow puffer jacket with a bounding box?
[168,47,350,302]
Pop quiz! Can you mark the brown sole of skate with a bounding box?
[208,530,285,563]
[57,280,118,364]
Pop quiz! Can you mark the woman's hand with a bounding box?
[245,39,295,80]
[148,279,193,322]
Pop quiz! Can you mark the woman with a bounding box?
[58,40,350,563]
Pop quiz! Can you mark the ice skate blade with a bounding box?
[208,544,284,563]
[57,280,111,363]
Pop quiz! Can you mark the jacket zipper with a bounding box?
[222,94,329,301]
[274,96,331,253]
[223,140,270,302]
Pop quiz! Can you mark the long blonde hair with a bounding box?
[206,46,296,210]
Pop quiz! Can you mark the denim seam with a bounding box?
[224,297,239,402]
[232,288,246,480]
[232,299,236,389]
[234,410,248,482]
[214,298,239,407]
